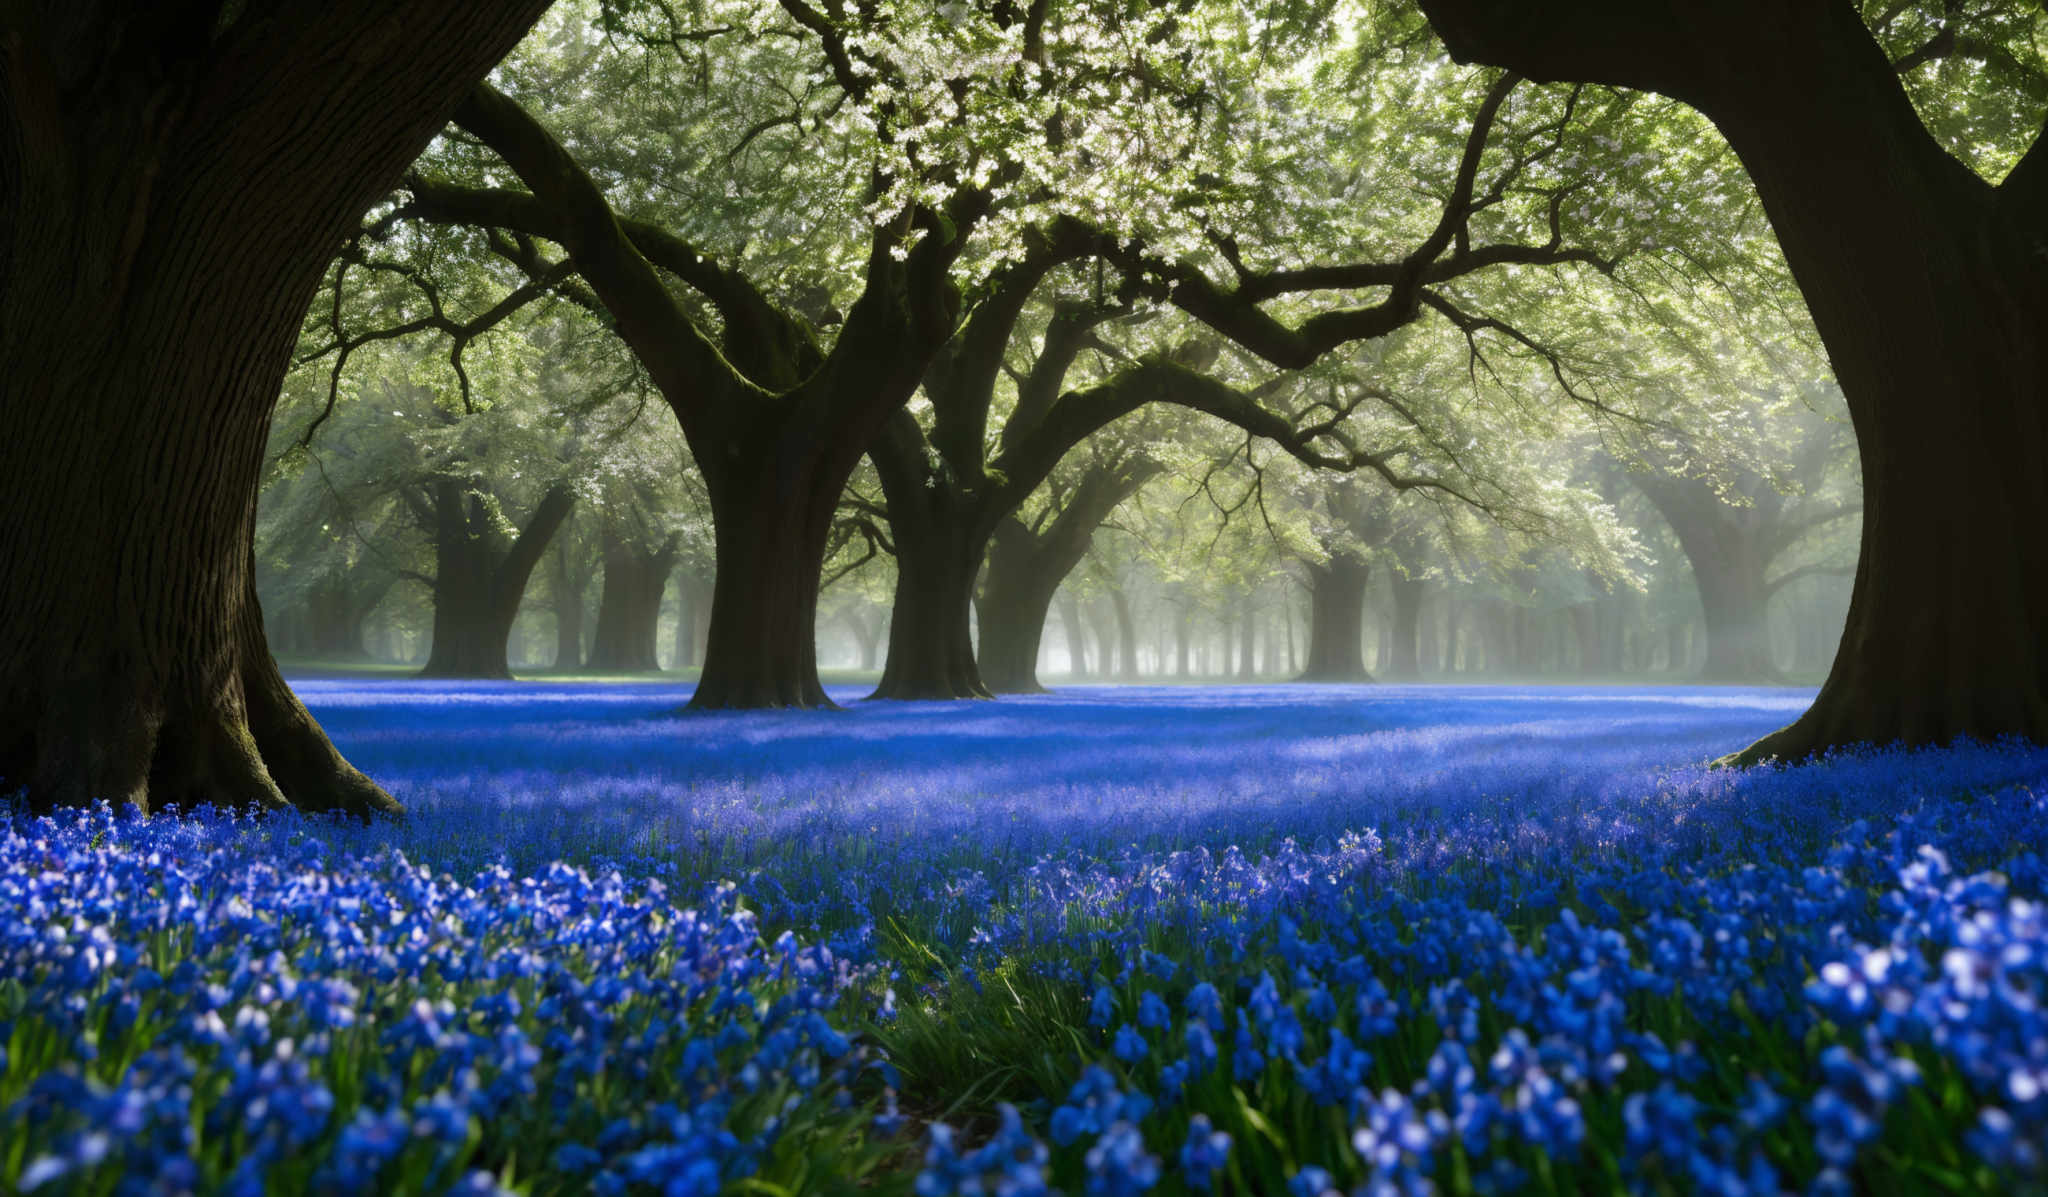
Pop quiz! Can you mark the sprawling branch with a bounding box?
[1078,73,1618,373]
[444,84,764,428]
[401,166,824,393]
[923,219,1111,480]
[999,358,1492,515]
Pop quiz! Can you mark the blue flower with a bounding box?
[1177,1114,1232,1190]
[1084,1122,1159,1196]
[1114,1023,1148,1063]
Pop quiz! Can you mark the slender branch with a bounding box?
[294,252,570,447]
[1086,74,1616,371]
[1419,288,1654,428]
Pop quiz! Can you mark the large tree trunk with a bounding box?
[868,413,991,700]
[1635,476,1779,682]
[1297,557,1374,682]
[690,420,845,709]
[421,485,501,679]
[304,574,374,660]
[1692,551,1775,683]
[1416,0,2048,759]
[550,539,589,672]
[977,519,1064,694]
[586,531,677,673]
[0,1,550,815]
[871,520,987,699]
[420,482,572,680]
[422,569,506,678]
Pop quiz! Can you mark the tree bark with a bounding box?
[1634,474,1780,682]
[688,439,837,708]
[420,482,573,680]
[973,456,1158,693]
[0,1,550,815]
[870,518,988,699]
[1297,557,1374,682]
[868,412,991,700]
[686,400,931,708]
[586,529,678,673]
[303,574,378,660]
[1692,550,1775,683]
[550,540,589,672]
[1415,0,2048,758]
[977,519,1062,693]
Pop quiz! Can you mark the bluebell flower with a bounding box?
[1084,1122,1159,1196]
[1177,1114,1231,1191]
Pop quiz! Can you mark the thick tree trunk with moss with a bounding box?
[871,523,988,699]
[1297,556,1375,682]
[0,0,549,815]
[690,411,854,709]
[1417,0,2048,759]
[586,531,678,674]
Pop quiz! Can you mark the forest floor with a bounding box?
[7,683,2047,1194]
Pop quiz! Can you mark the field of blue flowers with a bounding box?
[6,681,2047,1195]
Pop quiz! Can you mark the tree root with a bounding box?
[1,578,400,820]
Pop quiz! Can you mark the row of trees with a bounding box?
[2,0,2040,815]
[261,320,1859,698]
